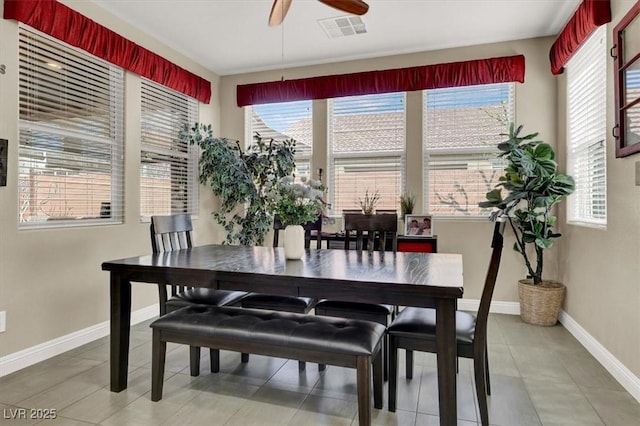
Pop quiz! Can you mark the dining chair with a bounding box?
[315,213,398,380]
[150,214,248,375]
[238,214,322,371]
[387,221,505,426]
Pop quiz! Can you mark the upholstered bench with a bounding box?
[150,305,385,425]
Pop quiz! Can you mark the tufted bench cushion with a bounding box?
[151,305,385,356]
[238,294,318,314]
[150,305,385,425]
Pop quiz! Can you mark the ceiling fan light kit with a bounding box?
[269,0,369,26]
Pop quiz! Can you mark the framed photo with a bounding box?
[0,139,7,187]
[405,215,433,237]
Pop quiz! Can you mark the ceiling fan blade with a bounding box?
[318,0,369,16]
[269,0,293,27]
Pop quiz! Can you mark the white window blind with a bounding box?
[18,27,124,227]
[246,100,312,177]
[140,79,199,220]
[423,83,514,217]
[328,92,406,214]
[566,25,607,226]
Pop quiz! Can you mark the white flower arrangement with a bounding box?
[268,176,325,226]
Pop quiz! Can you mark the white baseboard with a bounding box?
[0,304,158,377]
[458,298,520,315]
[559,310,640,403]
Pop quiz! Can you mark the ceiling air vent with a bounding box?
[319,16,367,39]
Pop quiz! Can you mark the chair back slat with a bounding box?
[343,213,397,252]
[474,221,505,336]
[150,214,193,254]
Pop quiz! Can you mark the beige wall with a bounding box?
[0,0,637,388]
[219,37,558,306]
[558,0,640,379]
[0,0,222,357]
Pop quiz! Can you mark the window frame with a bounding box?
[613,1,640,158]
[245,100,313,178]
[140,78,199,221]
[17,26,124,229]
[422,82,515,218]
[327,92,406,215]
[566,25,608,227]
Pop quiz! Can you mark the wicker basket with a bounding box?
[518,279,566,326]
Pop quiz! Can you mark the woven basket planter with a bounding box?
[518,279,565,326]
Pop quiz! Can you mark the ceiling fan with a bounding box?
[269,0,370,26]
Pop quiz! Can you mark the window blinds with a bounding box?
[423,83,514,216]
[248,100,313,177]
[328,92,406,214]
[566,25,607,225]
[18,26,124,227]
[140,79,199,219]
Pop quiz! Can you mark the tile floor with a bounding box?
[1,313,639,425]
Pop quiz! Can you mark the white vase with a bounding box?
[283,224,305,260]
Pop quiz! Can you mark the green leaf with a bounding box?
[533,143,554,160]
[535,238,553,249]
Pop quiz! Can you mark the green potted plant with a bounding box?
[358,189,380,215]
[400,192,416,216]
[182,123,295,246]
[479,123,575,326]
[267,176,325,259]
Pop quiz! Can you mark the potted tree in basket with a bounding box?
[479,123,575,326]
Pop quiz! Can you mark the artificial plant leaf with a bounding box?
[535,237,553,249]
[534,143,554,160]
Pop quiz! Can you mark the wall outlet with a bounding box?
[0,311,6,333]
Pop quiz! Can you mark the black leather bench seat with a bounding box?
[151,305,385,356]
[150,305,385,425]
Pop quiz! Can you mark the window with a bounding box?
[567,25,607,225]
[246,100,312,177]
[328,92,405,214]
[140,79,199,219]
[613,1,640,157]
[423,83,514,217]
[18,27,124,227]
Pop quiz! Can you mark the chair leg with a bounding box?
[405,349,413,379]
[298,361,306,371]
[388,335,398,412]
[157,285,168,317]
[356,355,371,426]
[474,353,489,426]
[241,353,249,363]
[151,330,166,402]
[485,345,491,395]
[210,348,220,373]
[372,350,383,409]
[189,346,200,376]
[383,334,388,382]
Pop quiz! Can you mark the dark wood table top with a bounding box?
[102,245,463,304]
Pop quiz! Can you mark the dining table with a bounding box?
[102,244,463,425]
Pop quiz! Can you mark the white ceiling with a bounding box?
[89,0,581,76]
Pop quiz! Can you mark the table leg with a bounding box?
[436,298,457,425]
[110,273,131,392]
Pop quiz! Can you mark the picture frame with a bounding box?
[405,214,433,237]
[0,139,7,187]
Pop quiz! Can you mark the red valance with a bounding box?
[549,0,611,75]
[3,0,211,103]
[237,55,525,107]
